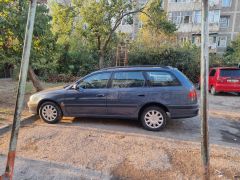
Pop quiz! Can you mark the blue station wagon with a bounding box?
[28,66,198,131]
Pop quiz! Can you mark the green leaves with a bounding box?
[224,35,240,65]
[0,0,58,76]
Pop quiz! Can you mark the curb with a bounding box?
[0,115,38,136]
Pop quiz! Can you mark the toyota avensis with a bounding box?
[28,66,198,131]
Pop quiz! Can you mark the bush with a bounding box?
[44,74,79,83]
[128,46,201,83]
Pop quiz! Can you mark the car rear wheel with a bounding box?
[210,86,217,95]
[140,106,167,131]
[39,102,62,124]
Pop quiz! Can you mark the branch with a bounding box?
[102,1,150,50]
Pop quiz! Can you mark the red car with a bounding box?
[209,67,240,95]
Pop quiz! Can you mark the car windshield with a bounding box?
[220,69,240,77]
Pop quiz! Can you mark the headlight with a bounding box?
[29,94,38,102]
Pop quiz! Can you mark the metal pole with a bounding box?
[0,0,37,179]
[201,0,210,179]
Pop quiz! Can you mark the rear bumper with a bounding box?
[27,101,38,114]
[168,104,199,119]
[215,84,240,92]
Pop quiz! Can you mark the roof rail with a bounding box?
[100,65,173,70]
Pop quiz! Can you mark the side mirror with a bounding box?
[72,84,78,90]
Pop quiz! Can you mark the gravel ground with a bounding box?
[0,123,240,179]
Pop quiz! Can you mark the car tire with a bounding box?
[140,106,167,131]
[210,86,217,95]
[39,102,62,124]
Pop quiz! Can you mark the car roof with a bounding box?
[96,66,175,73]
[211,67,240,70]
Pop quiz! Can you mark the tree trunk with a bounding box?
[99,50,104,69]
[28,66,44,92]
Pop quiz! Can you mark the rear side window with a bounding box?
[209,69,216,76]
[220,69,240,77]
[112,71,145,88]
[146,71,181,87]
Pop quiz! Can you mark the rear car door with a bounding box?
[64,72,111,116]
[144,70,187,107]
[107,71,148,117]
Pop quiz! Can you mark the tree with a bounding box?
[224,35,240,65]
[0,0,58,91]
[134,0,177,49]
[50,0,175,69]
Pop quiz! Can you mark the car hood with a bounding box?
[32,86,66,96]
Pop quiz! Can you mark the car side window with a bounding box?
[209,69,216,77]
[146,71,181,87]
[78,72,111,89]
[111,71,145,88]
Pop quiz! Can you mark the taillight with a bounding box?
[188,89,197,101]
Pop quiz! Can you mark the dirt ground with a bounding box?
[0,78,240,179]
[0,79,64,127]
[0,123,240,179]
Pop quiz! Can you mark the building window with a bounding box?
[220,16,230,28]
[169,11,192,24]
[194,11,201,24]
[217,36,227,47]
[182,12,192,24]
[222,0,232,7]
[209,10,220,24]
[193,10,220,24]
[209,0,220,6]
[192,35,201,46]
[169,12,182,24]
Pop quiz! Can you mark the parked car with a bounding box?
[28,66,198,131]
[209,67,240,95]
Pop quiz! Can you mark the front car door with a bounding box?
[64,72,112,116]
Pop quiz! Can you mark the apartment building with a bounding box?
[118,0,240,53]
[166,0,240,53]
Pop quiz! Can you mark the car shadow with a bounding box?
[59,116,199,135]
[214,92,239,96]
[60,117,142,129]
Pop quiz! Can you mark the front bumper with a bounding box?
[27,101,38,114]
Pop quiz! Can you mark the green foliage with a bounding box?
[49,0,175,68]
[143,0,177,34]
[128,44,201,82]
[0,0,58,76]
[224,35,240,65]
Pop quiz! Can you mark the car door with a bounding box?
[209,69,216,88]
[144,70,186,106]
[64,72,112,116]
[107,71,148,117]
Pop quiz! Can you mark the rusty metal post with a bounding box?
[0,0,37,179]
[200,0,210,179]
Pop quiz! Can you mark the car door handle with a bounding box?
[96,94,105,97]
[137,94,145,97]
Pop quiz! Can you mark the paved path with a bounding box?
[43,114,240,148]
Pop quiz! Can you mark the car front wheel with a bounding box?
[140,106,167,131]
[39,102,62,124]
